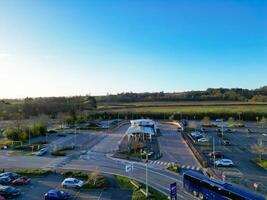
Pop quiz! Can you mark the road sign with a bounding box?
[253,182,258,191]
[170,182,177,200]
[125,164,133,173]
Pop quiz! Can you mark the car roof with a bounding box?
[48,189,60,193]
[0,186,9,189]
[64,178,77,181]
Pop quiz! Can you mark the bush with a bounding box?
[256,159,267,170]
[167,164,181,173]
[61,171,89,179]
[51,150,66,156]
[84,175,107,189]
[14,169,52,176]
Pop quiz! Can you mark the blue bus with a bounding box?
[183,171,265,200]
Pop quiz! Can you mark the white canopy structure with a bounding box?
[127,119,157,142]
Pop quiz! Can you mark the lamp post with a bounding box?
[143,150,149,197]
[145,152,148,197]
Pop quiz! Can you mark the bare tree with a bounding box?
[227,117,235,127]
[131,140,144,154]
[202,116,210,126]
[251,139,266,161]
[90,170,100,185]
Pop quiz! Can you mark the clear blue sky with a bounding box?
[0,0,266,98]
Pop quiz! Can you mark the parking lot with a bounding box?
[187,120,267,194]
[2,174,131,200]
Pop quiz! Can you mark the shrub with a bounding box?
[14,169,52,176]
[51,150,66,156]
[167,164,181,173]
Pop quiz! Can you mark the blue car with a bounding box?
[44,189,70,200]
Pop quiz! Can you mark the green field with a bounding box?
[95,101,267,120]
[99,102,267,114]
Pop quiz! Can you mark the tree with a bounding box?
[90,170,100,186]
[131,140,144,154]
[227,117,235,127]
[2,128,21,141]
[260,116,267,129]
[84,96,97,109]
[202,116,210,126]
[251,139,266,161]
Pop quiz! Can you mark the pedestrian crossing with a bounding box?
[149,160,201,171]
[45,157,72,168]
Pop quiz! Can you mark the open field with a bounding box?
[97,101,267,115]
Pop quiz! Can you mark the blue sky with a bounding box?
[0,0,266,98]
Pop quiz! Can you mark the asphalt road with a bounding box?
[0,122,195,200]
[157,123,200,169]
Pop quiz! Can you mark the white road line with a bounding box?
[97,191,103,200]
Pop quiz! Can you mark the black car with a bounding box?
[0,176,11,185]
[47,130,57,134]
[0,186,21,198]
[0,173,20,181]
[221,140,231,146]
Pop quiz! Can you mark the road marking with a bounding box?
[97,191,103,200]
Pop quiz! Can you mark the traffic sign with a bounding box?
[125,164,133,173]
[170,182,177,200]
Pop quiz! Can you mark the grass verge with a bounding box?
[14,169,52,176]
[114,175,167,200]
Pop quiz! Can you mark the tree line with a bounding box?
[0,96,97,120]
[96,86,267,103]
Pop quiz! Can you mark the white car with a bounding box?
[215,159,234,167]
[61,178,84,188]
[190,131,201,137]
[197,137,209,143]
[36,148,48,156]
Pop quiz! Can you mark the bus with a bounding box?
[183,171,265,200]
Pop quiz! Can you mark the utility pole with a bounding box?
[213,136,216,169]
[221,119,224,139]
[145,152,149,197]
[28,127,31,145]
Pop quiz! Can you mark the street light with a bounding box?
[143,150,149,197]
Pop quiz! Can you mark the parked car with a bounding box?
[61,178,84,188]
[47,130,57,134]
[12,176,31,185]
[200,128,206,132]
[247,128,252,133]
[191,131,202,138]
[208,151,223,159]
[36,148,48,156]
[197,137,209,143]
[226,128,232,133]
[0,173,20,181]
[56,133,67,137]
[0,177,11,185]
[45,189,70,200]
[0,145,8,150]
[177,127,184,132]
[0,186,21,198]
[221,140,231,146]
[215,159,234,167]
[0,195,5,200]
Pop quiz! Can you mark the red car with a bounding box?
[0,195,5,200]
[12,176,31,186]
[208,151,223,159]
